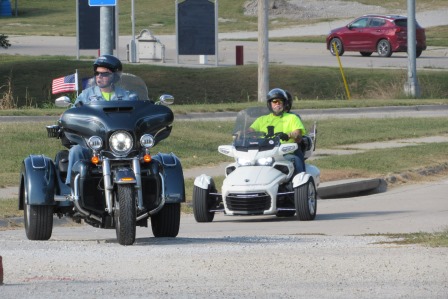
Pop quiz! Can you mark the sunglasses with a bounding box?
[271,99,284,104]
[94,71,113,78]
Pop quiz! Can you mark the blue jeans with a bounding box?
[284,148,305,174]
[65,145,91,186]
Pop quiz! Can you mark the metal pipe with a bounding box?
[132,157,143,210]
[102,158,113,213]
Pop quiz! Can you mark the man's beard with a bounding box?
[272,107,284,116]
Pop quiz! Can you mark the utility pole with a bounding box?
[404,0,420,97]
[129,0,137,62]
[258,0,269,102]
[100,6,114,55]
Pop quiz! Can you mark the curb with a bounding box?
[318,178,387,199]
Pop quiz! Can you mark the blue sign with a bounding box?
[89,0,117,6]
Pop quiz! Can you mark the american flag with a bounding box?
[52,73,78,94]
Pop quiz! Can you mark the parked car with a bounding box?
[326,14,427,58]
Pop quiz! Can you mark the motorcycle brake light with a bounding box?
[143,154,152,163]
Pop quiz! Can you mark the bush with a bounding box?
[0,34,11,49]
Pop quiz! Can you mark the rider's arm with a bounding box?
[288,129,302,143]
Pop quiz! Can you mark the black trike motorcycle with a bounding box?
[18,74,185,245]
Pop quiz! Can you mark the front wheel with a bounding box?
[329,38,344,56]
[192,185,215,222]
[377,39,392,57]
[151,203,181,237]
[114,185,136,245]
[294,178,317,221]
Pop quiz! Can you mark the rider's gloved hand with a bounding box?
[279,133,289,141]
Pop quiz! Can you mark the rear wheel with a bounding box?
[192,185,215,222]
[21,172,53,240]
[416,49,422,58]
[24,204,53,240]
[151,203,181,237]
[377,39,392,57]
[360,52,373,57]
[329,38,344,56]
[114,185,136,245]
[294,178,317,221]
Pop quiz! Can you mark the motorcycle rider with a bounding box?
[248,88,306,174]
[65,55,131,186]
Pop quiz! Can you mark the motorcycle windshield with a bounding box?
[232,107,279,151]
[84,73,150,101]
[60,74,173,150]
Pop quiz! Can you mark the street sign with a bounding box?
[89,0,117,6]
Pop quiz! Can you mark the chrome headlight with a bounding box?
[140,134,155,148]
[237,158,253,166]
[256,157,274,166]
[87,136,103,150]
[109,130,133,156]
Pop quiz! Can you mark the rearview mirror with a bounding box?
[55,96,72,108]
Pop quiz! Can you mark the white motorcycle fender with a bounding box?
[194,174,214,190]
[292,163,321,188]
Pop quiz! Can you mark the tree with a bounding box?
[0,34,11,49]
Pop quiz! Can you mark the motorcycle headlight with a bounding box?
[256,157,274,166]
[237,158,253,166]
[140,134,155,148]
[87,136,103,150]
[109,131,133,156]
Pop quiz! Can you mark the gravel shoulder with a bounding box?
[0,226,447,298]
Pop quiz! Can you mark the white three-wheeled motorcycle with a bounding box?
[193,107,320,222]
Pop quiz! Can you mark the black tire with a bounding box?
[416,49,422,58]
[377,39,392,57]
[294,178,317,221]
[151,203,181,237]
[24,204,53,240]
[192,185,215,222]
[360,52,373,57]
[114,185,136,245]
[21,170,54,241]
[329,38,344,56]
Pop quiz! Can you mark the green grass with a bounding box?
[2,117,448,187]
[1,56,448,108]
[381,228,448,247]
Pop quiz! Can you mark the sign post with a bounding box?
[88,0,117,56]
[89,0,117,6]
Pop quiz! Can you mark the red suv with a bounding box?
[326,15,427,58]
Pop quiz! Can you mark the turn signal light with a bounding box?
[91,156,100,165]
[143,154,152,163]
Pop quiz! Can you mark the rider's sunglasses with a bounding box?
[271,99,284,104]
[94,71,113,78]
